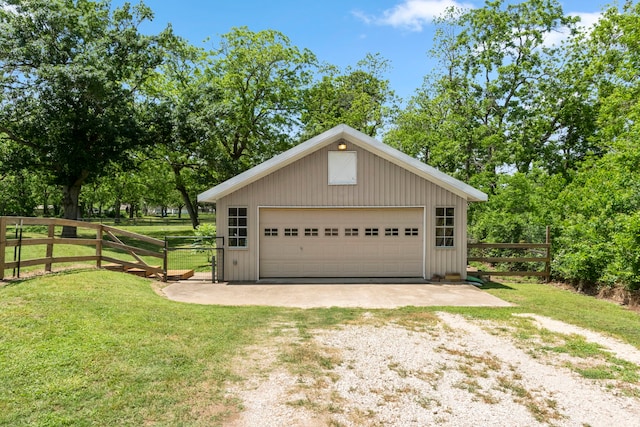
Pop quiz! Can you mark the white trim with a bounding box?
[227,206,249,249]
[256,205,427,280]
[434,205,456,249]
[423,207,427,278]
[198,124,487,203]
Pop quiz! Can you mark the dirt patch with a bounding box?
[221,313,640,426]
[598,287,640,310]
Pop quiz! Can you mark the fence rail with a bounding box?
[467,227,551,282]
[0,216,166,281]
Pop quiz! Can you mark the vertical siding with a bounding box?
[218,141,470,281]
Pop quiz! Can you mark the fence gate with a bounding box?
[164,236,224,282]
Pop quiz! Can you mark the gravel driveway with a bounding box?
[223,312,640,426]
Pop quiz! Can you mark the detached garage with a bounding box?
[198,124,487,282]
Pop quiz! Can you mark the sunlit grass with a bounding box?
[1,270,640,425]
[0,270,280,426]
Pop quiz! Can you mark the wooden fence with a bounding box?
[467,227,551,282]
[0,216,166,281]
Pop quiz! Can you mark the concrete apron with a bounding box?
[162,280,513,309]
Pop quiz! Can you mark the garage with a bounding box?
[259,207,424,278]
[198,124,487,282]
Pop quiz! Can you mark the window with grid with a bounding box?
[404,228,419,236]
[228,207,248,248]
[385,228,399,236]
[324,228,338,236]
[365,228,379,236]
[304,228,319,236]
[284,228,298,237]
[344,228,359,236]
[264,228,278,236]
[435,207,455,247]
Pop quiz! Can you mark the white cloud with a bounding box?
[353,0,474,32]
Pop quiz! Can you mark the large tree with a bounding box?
[386,0,594,190]
[204,27,317,179]
[552,1,640,290]
[0,0,169,236]
[142,37,216,228]
[300,53,400,139]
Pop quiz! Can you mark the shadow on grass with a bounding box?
[480,281,515,290]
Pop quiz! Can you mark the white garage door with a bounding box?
[259,208,424,278]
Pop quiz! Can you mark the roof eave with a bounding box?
[197,124,488,203]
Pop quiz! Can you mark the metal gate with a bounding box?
[164,235,224,282]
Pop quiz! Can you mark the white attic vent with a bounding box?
[328,151,357,185]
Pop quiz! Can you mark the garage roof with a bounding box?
[197,124,488,203]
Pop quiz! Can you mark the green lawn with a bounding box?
[1,270,639,425]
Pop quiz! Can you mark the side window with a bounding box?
[228,207,248,248]
[435,207,455,247]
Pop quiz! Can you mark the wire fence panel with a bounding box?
[164,236,223,282]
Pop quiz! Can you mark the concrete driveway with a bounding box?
[162,279,512,309]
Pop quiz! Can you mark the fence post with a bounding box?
[0,217,6,281]
[96,224,103,269]
[45,223,55,272]
[545,226,551,283]
[16,219,23,278]
[163,237,168,282]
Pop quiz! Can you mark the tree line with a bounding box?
[1,0,638,291]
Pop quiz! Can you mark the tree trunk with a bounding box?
[172,165,199,229]
[42,188,50,216]
[61,182,82,238]
[114,195,121,224]
[177,185,199,229]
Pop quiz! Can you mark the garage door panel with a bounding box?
[260,208,423,278]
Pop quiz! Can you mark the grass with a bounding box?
[0,270,281,426]
[1,260,640,424]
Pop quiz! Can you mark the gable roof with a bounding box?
[197,124,488,203]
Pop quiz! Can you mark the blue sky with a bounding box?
[124,0,610,103]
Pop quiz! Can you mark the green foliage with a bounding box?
[553,147,640,289]
[0,170,38,216]
[192,223,216,262]
[206,27,318,178]
[469,171,559,243]
[547,1,640,290]
[386,0,591,187]
[0,0,172,221]
[300,53,400,139]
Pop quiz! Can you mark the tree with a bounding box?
[204,27,317,179]
[300,53,400,139]
[142,37,216,228]
[552,1,640,290]
[387,0,593,191]
[0,0,170,236]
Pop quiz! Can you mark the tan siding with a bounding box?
[218,142,469,281]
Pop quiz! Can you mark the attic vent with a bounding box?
[328,151,357,185]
